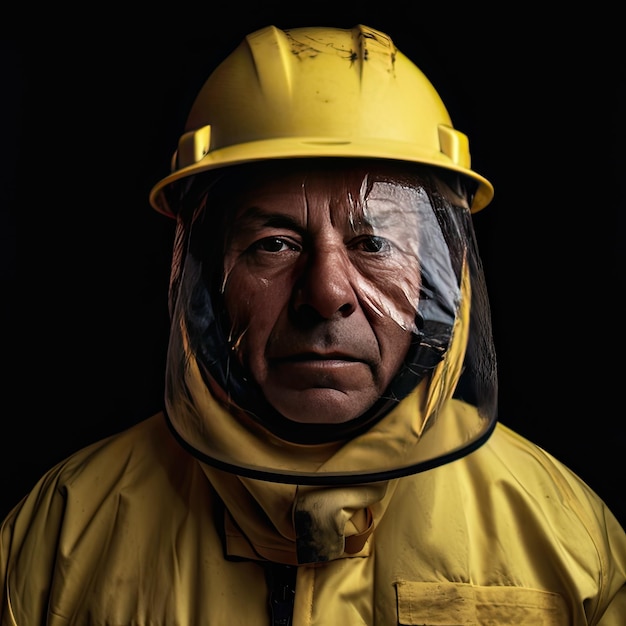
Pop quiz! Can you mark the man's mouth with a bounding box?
[278,352,360,363]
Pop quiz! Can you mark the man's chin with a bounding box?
[267,387,378,425]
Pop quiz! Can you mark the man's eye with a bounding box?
[352,236,390,253]
[253,237,299,253]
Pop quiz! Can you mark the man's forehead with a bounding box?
[225,162,432,205]
[183,159,470,222]
[196,159,470,228]
[229,174,427,225]
[363,181,429,227]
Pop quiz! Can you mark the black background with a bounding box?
[2,6,624,528]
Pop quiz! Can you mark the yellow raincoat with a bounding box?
[1,408,625,625]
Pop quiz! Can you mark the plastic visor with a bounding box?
[163,159,497,484]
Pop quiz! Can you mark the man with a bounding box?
[2,24,625,625]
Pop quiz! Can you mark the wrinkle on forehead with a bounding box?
[295,169,426,237]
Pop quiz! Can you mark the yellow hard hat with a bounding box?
[149,24,494,216]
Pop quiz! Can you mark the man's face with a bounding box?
[221,165,422,424]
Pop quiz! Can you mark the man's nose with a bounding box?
[292,248,358,320]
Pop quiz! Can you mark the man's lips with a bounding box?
[273,351,361,363]
[266,352,375,389]
[267,352,373,391]
[265,325,381,368]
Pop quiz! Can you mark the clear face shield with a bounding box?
[164,159,497,484]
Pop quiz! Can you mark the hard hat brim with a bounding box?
[149,137,494,218]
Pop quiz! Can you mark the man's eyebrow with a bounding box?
[235,206,305,232]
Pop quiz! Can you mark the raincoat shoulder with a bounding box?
[399,421,626,625]
[0,413,233,625]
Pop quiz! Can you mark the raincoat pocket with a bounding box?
[395,580,568,625]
